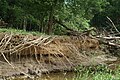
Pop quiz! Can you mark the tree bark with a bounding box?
[23,16,27,31]
[47,6,53,35]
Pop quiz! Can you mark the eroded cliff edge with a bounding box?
[0,32,118,77]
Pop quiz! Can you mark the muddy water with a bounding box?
[40,72,75,80]
[10,72,75,80]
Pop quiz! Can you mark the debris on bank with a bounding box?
[0,32,119,77]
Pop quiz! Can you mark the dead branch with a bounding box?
[97,36,120,40]
[107,16,120,33]
[54,18,94,36]
[96,37,120,48]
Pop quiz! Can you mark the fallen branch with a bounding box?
[97,38,120,48]
[97,36,120,40]
[107,16,120,33]
[54,18,94,36]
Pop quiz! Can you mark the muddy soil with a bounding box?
[0,33,118,78]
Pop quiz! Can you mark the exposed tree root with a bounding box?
[0,32,109,77]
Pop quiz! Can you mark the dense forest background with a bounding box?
[0,0,120,35]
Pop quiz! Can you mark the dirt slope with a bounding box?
[0,32,117,77]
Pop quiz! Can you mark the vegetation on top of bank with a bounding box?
[0,28,44,36]
[0,0,120,35]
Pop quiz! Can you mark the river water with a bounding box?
[8,72,75,80]
[40,72,75,80]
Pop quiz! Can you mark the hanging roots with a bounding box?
[0,32,100,77]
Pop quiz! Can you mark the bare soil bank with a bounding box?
[0,32,118,77]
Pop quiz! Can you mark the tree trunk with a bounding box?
[23,16,27,31]
[47,7,53,35]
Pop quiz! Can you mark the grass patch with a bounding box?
[0,28,45,36]
[74,65,120,80]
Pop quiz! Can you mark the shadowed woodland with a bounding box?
[0,0,120,34]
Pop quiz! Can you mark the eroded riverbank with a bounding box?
[0,32,119,79]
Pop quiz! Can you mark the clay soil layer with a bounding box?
[0,33,117,77]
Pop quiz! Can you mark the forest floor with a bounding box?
[0,28,119,79]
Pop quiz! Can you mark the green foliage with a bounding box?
[91,0,120,31]
[55,0,108,33]
[0,28,44,36]
[74,65,120,80]
[0,0,119,34]
[0,0,9,19]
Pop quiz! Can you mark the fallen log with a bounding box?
[96,37,120,48]
[97,36,120,40]
[54,18,94,36]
